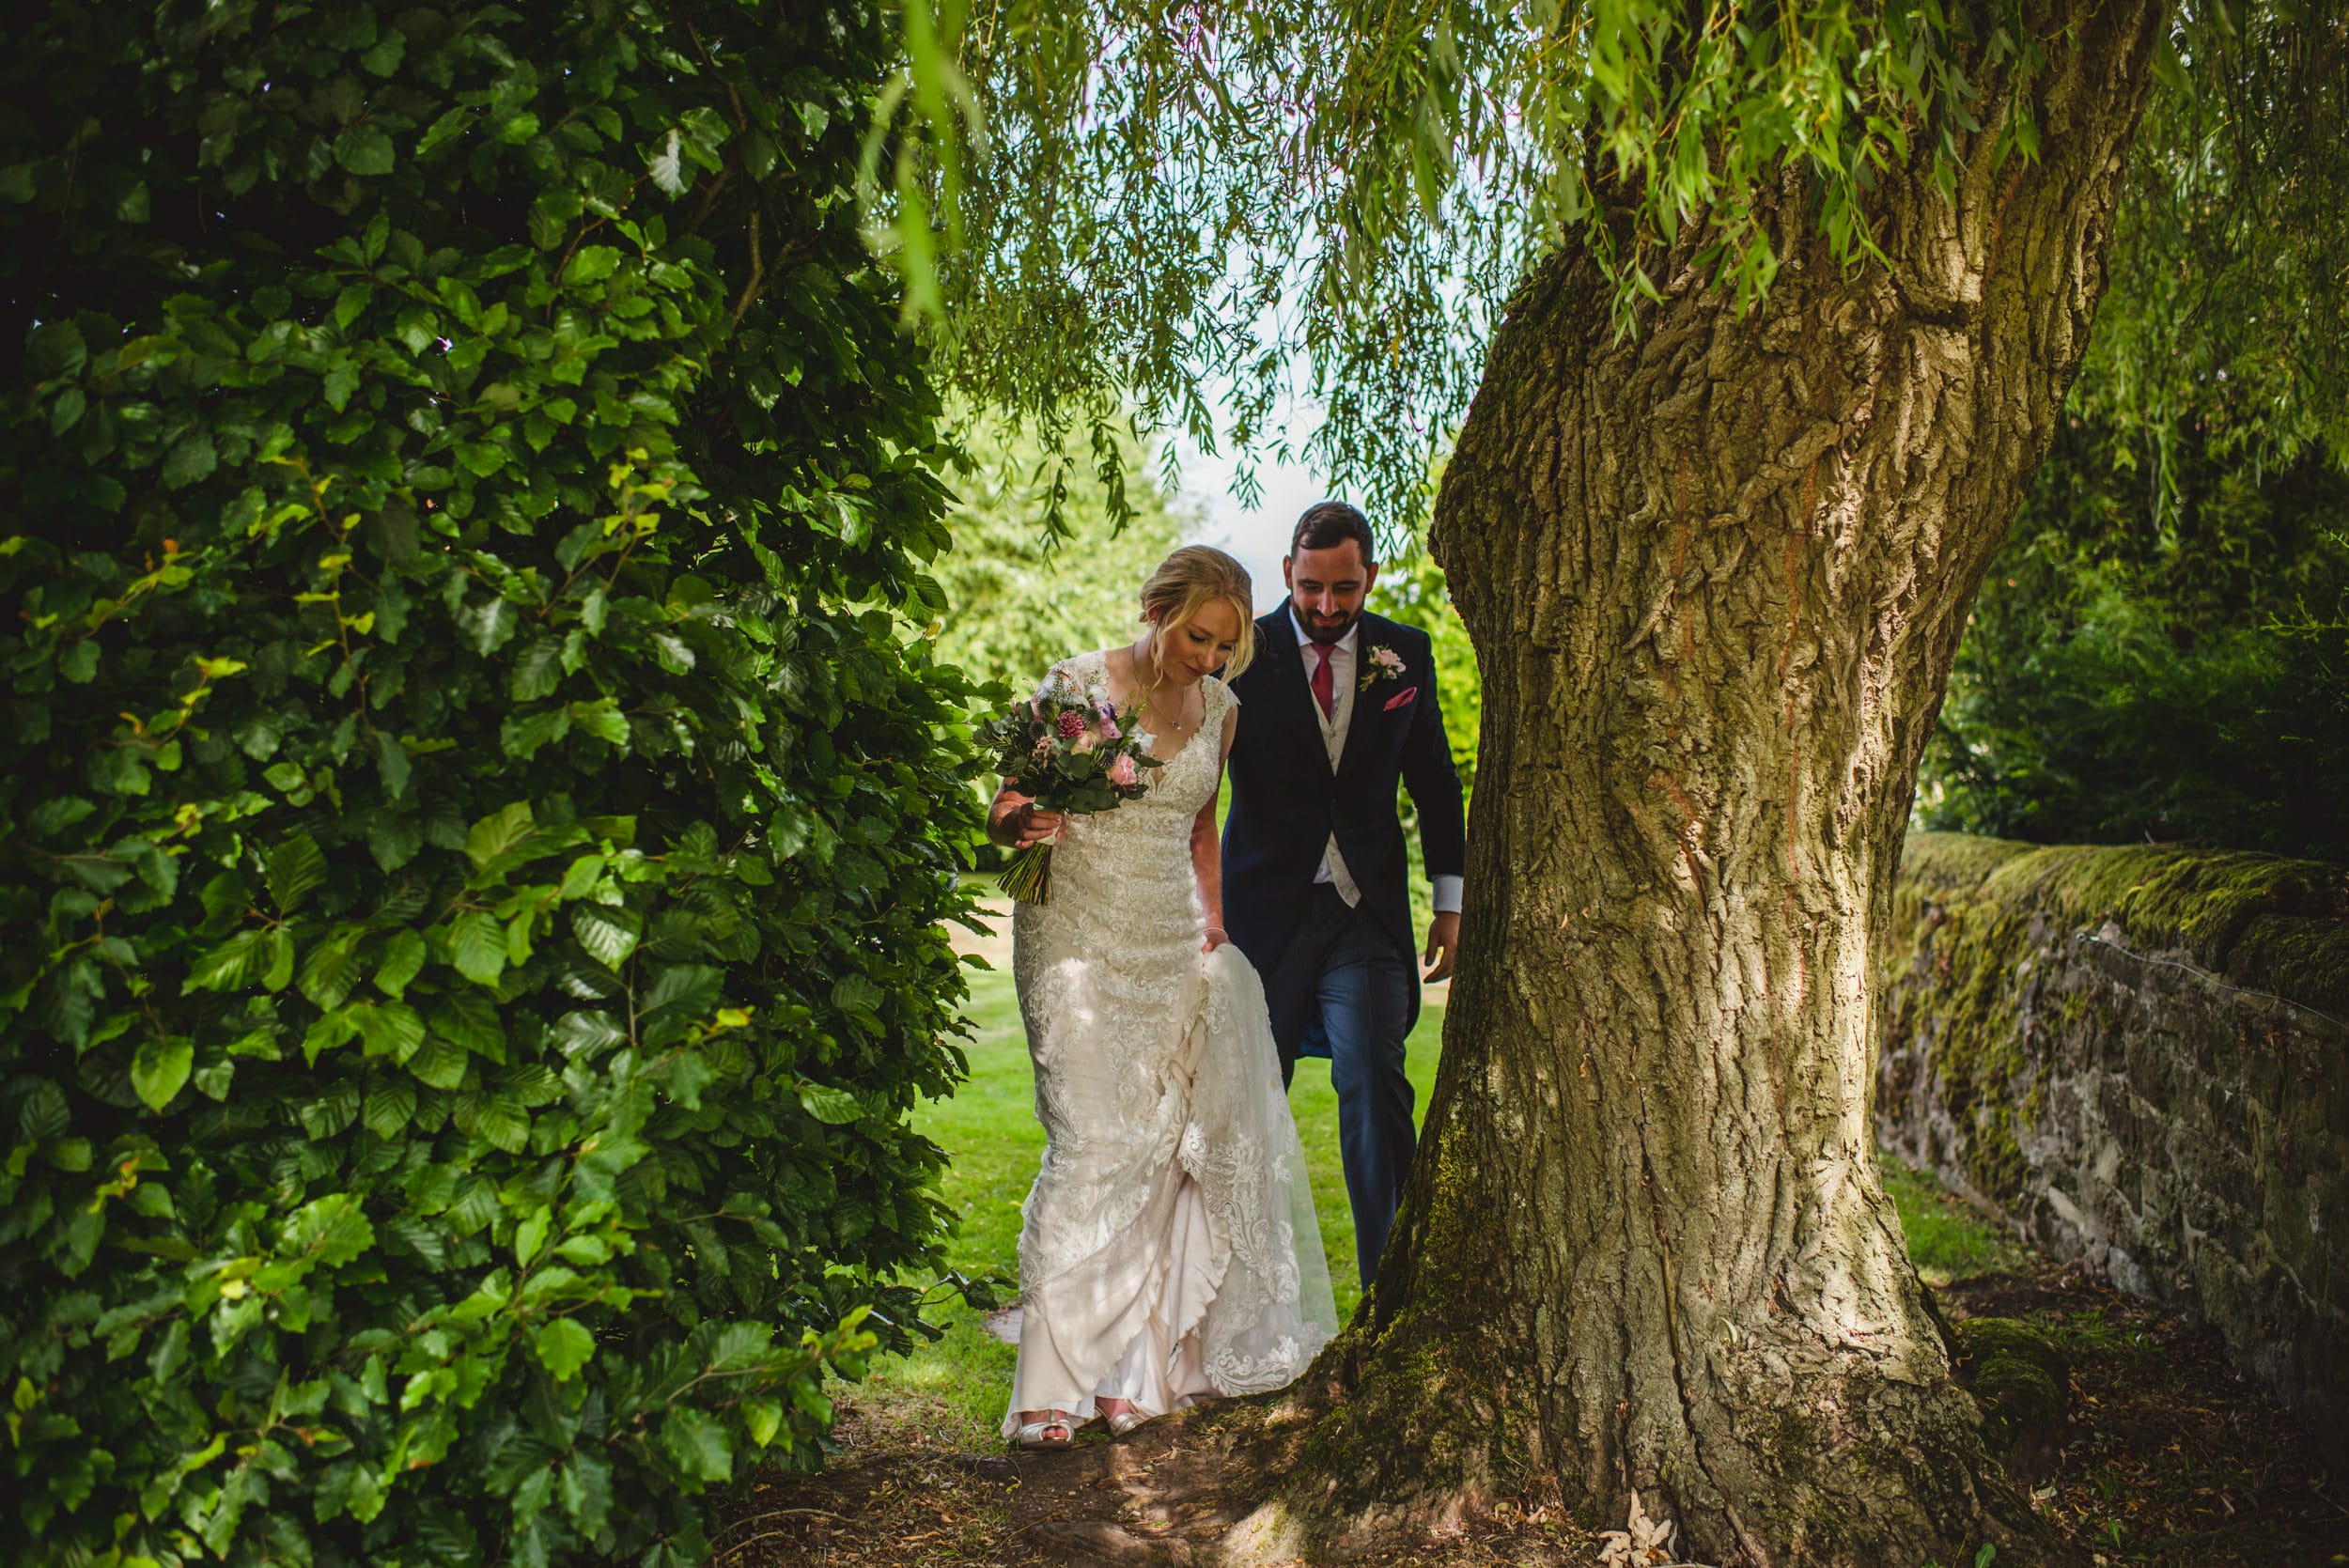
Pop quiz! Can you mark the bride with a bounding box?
[986,545,1337,1448]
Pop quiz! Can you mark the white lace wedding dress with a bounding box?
[1003,651,1338,1436]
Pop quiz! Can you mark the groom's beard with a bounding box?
[1297,605,1360,644]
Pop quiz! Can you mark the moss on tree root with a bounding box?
[1952,1317,2071,1483]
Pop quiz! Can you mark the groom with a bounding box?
[1222,501,1467,1294]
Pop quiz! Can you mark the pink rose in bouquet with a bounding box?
[980,677,1164,905]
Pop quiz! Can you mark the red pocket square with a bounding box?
[1382,685,1419,712]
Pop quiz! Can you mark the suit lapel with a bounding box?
[1263,603,1334,780]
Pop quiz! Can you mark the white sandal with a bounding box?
[1010,1412,1076,1450]
[1105,1409,1152,1437]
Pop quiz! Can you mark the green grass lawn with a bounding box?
[852,945,2028,1452]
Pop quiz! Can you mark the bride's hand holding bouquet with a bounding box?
[981,678,1160,905]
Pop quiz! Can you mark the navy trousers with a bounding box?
[1264,885,1417,1292]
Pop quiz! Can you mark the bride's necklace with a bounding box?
[1126,636,1201,759]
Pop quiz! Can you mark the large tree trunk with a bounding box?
[1271,7,2164,1564]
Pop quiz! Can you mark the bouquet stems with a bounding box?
[1000,842,1055,906]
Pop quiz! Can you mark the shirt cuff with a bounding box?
[1431,875,1463,915]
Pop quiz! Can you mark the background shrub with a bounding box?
[1923,415,2349,862]
[0,4,982,1565]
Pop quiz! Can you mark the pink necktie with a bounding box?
[1309,643,1335,719]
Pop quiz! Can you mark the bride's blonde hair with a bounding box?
[1139,545,1255,686]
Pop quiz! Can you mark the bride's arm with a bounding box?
[1193,707,1240,952]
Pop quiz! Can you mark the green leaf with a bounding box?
[303,1006,365,1065]
[565,246,621,285]
[185,930,269,993]
[193,1057,235,1100]
[501,706,570,760]
[283,1192,375,1265]
[17,1081,69,1141]
[131,1036,194,1111]
[364,1079,417,1138]
[451,911,507,985]
[406,1033,468,1090]
[660,1406,734,1482]
[514,1207,551,1265]
[535,1317,597,1382]
[435,988,507,1062]
[556,1009,627,1059]
[456,442,506,477]
[359,26,407,76]
[648,129,687,195]
[567,698,630,748]
[352,1001,426,1061]
[376,731,412,800]
[464,597,518,656]
[299,1078,363,1140]
[48,383,86,434]
[162,431,218,489]
[570,904,640,970]
[300,930,366,1010]
[262,927,296,992]
[559,1451,613,1534]
[797,1083,863,1126]
[511,638,564,702]
[474,1095,530,1153]
[266,832,327,913]
[741,1396,784,1449]
[375,929,427,998]
[465,802,536,874]
[25,318,86,380]
[334,124,397,176]
[368,813,423,873]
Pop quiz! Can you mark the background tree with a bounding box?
[1,4,980,1565]
[889,1,2347,1560]
[930,416,1188,691]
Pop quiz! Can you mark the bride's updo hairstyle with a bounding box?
[1139,545,1256,682]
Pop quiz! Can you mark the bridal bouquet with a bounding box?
[979,682,1161,905]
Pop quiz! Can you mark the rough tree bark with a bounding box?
[1265,5,2165,1564]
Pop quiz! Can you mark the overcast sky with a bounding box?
[1169,438,1331,611]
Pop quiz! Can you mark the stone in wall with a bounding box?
[1876,832,2349,1467]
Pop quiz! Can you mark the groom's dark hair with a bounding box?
[1291,501,1377,564]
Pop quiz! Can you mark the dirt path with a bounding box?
[714,1263,2345,1567]
[716,1405,1591,1566]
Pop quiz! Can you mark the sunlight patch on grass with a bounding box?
[1881,1151,2033,1287]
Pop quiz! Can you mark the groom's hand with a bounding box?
[1422,912,1460,983]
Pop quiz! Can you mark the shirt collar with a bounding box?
[1289,607,1361,657]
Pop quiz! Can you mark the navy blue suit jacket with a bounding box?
[1221,602,1468,986]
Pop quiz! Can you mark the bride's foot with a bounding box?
[1097,1398,1152,1437]
[1010,1410,1077,1450]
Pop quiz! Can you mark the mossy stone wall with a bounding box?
[1878,832,2349,1466]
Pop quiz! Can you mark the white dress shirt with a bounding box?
[1291,611,1462,917]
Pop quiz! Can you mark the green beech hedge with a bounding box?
[0,4,983,1565]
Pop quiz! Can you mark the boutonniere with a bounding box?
[1359,644,1407,692]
